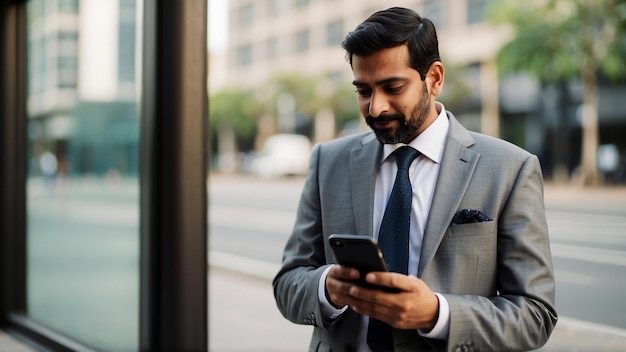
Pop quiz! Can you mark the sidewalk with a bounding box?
[0,332,33,352]
[543,183,626,209]
[209,266,626,352]
[4,266,625,351]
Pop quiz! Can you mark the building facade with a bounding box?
[215,0,626,182]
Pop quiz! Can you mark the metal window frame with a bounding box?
[0,0,208,350]
[0,0,28,328]
[140,0,208,350]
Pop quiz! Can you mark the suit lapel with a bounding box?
[350,133,381,237]
[418,113,480,276]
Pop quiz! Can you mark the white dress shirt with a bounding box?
[319,102,451,350]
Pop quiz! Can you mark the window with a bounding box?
[57,31,78,88]
[58,0,78,13]
[1,0,208,350]
[236,44,253,66]
[295,29,309,53]
[468,0,491,24]
[423,0,445,29]
[296,0,310,7]
[26,1,140,350]
[238,2,254,26]
[326,20,343,47]
[57,58,77,87]
[118,0,136,87]
[267,37,279,60]
[268,0,286,16]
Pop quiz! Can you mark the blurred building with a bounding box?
[215,0,626,182]
[27,0,140,178]
[220,0,506,134]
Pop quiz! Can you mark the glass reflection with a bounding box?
[26,0,140,350]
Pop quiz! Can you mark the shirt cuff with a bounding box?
[418,292,450,340]
[318,265,348,319]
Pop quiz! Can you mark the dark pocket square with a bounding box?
[451,209,493,224]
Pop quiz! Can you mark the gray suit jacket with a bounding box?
[273,112,557,352]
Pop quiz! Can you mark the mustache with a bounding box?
[365,113,406,124]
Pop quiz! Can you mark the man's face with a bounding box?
[351,45,436,144]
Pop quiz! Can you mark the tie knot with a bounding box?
[393,146,420,170]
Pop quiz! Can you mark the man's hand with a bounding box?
[326,266,439,330]
[325,264,361,308]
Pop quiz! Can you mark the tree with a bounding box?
[259,73,361,141]
[209,89,263,171]
[314,79,362,137]
[490,0,626,185]
[209,74,361,169]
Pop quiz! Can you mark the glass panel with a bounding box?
[326,20,343,47]
[236,44,252,66]
[295,29,309,53]
[423,0,444,29]
[26,0,141,350]
[467,0,491,25]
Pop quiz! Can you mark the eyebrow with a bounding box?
[352,77,409,87]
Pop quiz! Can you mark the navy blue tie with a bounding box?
[367,146,420,352]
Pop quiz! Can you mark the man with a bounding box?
[273,7,557,352]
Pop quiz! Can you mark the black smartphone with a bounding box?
[328,234,399,292]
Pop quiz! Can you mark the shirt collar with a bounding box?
[382,101,449,164]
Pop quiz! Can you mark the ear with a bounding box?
[426,62,444,97]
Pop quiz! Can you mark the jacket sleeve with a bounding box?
[272,144,335,328]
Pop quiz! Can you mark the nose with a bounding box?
[368,92,389,118]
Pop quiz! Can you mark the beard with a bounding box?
[365,82,431,144]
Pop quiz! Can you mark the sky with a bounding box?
[208,0,228,53]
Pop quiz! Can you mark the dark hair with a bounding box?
[341,7,441,80]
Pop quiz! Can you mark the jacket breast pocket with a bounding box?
[440,222,498,294]
[448,221,496,237]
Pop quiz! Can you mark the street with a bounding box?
[21,173,626,351]
[208,173,626,334]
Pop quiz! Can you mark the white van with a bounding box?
[251,134,312,178]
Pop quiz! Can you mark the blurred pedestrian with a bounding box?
[40,150,58,192]
[273,7,557,352]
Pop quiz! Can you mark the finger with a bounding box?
[347,288,395,321]
[326,274,353,294]
[326,273,361,308]
[365,271,416,292]
[348,285,395,312]
[346,277,409,316]
[329,264,360,281]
